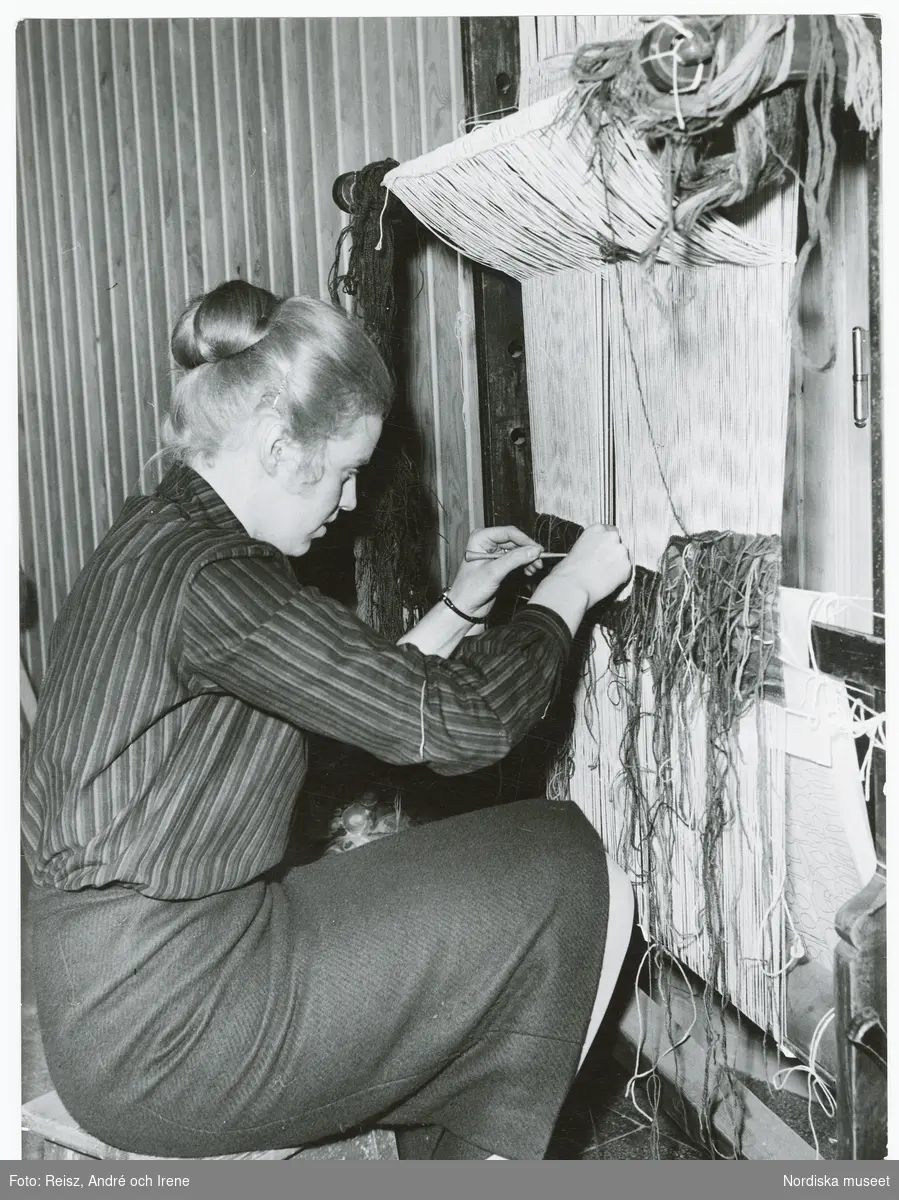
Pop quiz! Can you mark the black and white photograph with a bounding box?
[15,9,890,1187]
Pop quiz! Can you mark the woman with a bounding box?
[23,280,633,1161]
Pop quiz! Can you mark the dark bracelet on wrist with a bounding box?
[440,589,486,625]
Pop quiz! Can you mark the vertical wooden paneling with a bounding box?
[40,22,91,573]
[280,19,318,297]
[128,20,167,461]
[209,20,247,282]
[17,320,45,679]
[257,20,293,296]
[75,22,117,528]
[360,19,393,162]
[110,21,153,483]
[18,17,479,687]
[93,20,135,506]
[18,24,71,646]
[785,116,873,627]
[170,20,205,299]
[190,20,225,289]
[234,21,268,286]
[58,21,105,550]
[306,19,342,300]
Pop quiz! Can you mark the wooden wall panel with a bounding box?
[18,17,481,688]
[360,19,394,163]
[306,19,343,302]
[279,20,318,298]
[258,21,294,292]
[782,116,874,629]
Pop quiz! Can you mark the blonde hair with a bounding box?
[164,280,393,464]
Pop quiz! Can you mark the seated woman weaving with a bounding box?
[22,280,633,1161]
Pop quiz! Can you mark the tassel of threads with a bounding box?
[568,14,880,369]
[329,160,431,639]
[329,159,400,362]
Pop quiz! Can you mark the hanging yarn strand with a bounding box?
[788,16,839,371]
[329,160,431,640]
[562,14,880,368]
[329,160,400,364]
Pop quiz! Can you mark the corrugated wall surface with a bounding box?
[18,17,482,687]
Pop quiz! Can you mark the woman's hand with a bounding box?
[397,526,542,659]
[444,526,544,620]
[547,524,631,607]
[529,525,632,636]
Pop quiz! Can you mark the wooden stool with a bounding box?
[22,1090,398,1161]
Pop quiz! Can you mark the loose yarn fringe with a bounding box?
[567,14,880,368]
[329,159,401,363]
[329,160,431,639]
[553,530,783,1153]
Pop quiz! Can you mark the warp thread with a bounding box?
[566,14,880,369]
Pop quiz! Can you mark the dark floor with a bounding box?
[547,1049,711,1160]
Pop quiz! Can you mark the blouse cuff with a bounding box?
[510,603,573,658]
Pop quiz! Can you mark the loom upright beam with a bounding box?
[459,16,535,551]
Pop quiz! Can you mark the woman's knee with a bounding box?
[537,800,607,884]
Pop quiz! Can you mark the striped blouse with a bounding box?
[22,464,572,900]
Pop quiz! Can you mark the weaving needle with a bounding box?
[464,550,568,563]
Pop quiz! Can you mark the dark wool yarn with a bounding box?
[547,530,782,1155]
[329,159,431,640]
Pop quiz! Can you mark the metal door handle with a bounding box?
[852,326,870,428]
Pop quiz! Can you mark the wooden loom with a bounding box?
[364,14,883,1156]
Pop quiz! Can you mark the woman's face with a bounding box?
[268,414,382,557]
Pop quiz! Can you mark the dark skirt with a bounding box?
[31,797,609,1160]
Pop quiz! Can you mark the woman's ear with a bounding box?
[257,414,290,479]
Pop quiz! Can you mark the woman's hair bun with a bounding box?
[171,279,281,369]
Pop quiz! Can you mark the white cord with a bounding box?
[374,186,390,252]
[418,679,427,760]
[625,941,699,1126]
[772,1008,837,1159]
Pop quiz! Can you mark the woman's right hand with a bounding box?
[529,524,631,635]
[550,524,632,607]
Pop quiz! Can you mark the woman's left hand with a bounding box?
[444,526,545,621]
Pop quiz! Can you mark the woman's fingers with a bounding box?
[489,543,542,579]
[467,525,540,555]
